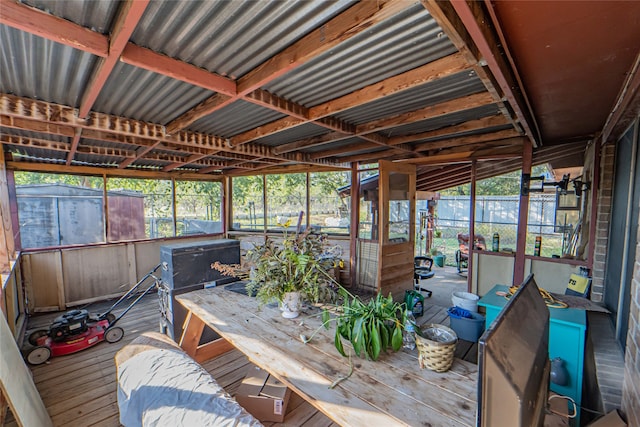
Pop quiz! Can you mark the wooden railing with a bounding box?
[1,252,26,340]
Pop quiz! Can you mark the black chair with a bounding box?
[414,256,435,298]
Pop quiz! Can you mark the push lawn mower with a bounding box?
[26,263,163,365]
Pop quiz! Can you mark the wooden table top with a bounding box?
[177,286,478,427]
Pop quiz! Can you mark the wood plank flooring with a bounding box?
[10,292,477,427]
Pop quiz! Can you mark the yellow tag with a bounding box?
[567,274,589,294]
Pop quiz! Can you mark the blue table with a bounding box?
[478,285,586,425]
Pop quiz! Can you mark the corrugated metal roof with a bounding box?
[189,100,285,137]
[412,123,514,144]
[93,62,214,125]
[254,123,329,147]
[333,145,388,159]
[334,71,485,125]
[0,25,99,108]
[21,0,120,35]
[77,137,133,151]
[266,2,457,107]
[73,151,120,167]
[301,137,365,154]
[381,104,502,137]
[131,0,354,79]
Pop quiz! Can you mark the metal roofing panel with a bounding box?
[73,152,120,167]
[254,123,330,147]
[301,137,365,154]
[381,104,503,137]
[411,124,514,144]
[189,100,285,137]
[9,147,66,162]
[21,0,120,35]
[333,145,388,159]
[93,62,214,125]
[0,25,99,108]
[78,137,134,151]
[131,0,354,79]
[334,72,485,125]
[266,2,457,106]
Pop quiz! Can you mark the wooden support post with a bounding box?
[587,140,600,269]
[349,163,360,288]
[467,160,476,292]
[514,140,533,286]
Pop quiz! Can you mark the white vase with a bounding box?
[280,291,301,319]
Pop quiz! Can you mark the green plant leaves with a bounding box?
[331,289,408,360]
[391,324,403,351]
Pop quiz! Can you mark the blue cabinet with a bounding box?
[478,285,586,424]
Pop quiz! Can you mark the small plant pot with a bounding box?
[280,292,301,319]
[433,255,446,267]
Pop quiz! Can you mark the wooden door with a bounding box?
[377,160,416,300]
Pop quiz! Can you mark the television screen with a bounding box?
[477,274,550,427]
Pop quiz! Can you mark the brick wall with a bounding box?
[591,144,616,303]
[621,218,640,426]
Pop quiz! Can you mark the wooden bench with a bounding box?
[115,332,261,427]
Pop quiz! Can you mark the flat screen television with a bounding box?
[477,274,550,427]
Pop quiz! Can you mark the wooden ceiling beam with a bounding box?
[421,0,523,140]
[0,94,346,169]
[1,134,137,158]
[0,115,75,137]
[121,44,236,97]
[308,52,470,119]
[355,92,495,134]
[388,114,509,145]
[231,117,308,146]
[0,0,109,57]
[236,0,408,96]
[273,132,350,155]
[412,129,521,152]
[65,128,83,165]
[416,164,470,184]
[78,1,150,118]
[434,0,539,145]
[166,1,411,135]
[162,153,210,172]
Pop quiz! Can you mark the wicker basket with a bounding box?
[415,323,457,372]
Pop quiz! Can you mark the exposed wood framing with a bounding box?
[514,139,533,286]
[78,1,150,118]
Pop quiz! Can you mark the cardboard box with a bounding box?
[236,367,291,422]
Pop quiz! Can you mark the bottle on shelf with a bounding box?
[492,232,500,252]
[534,236,542,256]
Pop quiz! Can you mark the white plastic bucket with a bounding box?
[451,291,479,313]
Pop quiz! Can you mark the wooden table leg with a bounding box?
[179,311,234,363]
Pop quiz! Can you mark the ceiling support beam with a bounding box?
[166,0,411,134]
[66,128,83,165]
[0,0,109,57]
[78,1,150,118]
[0,94,348,170]
[388,114,508,145]
[601,51,640,144]
[445,0,538,145]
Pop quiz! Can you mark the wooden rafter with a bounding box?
[0,0,108,57]
[78,1,150,118]
[388,114,509,145]
[412,129,520,152]
[66,128,83,165]
[0,94,349,170]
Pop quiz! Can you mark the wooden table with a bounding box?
[176,286,478,427]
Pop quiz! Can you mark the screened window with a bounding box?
[15,172,105,248]
[175,180,222,236]
[231,176,264,230]
[107,178,173,240]
[309,171,350,234]
[266,173,306,230]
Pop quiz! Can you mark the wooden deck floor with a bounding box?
[11,292,477,427]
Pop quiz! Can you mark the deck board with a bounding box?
[14,293,477,426]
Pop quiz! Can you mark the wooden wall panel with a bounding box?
[524,258,581,294]
[380,242,413,300]
[22,251,63,311]
[61,245,130,304]
[472,252,515,296]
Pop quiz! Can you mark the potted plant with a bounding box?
[318,288,410,361]
[213,221,340,318]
